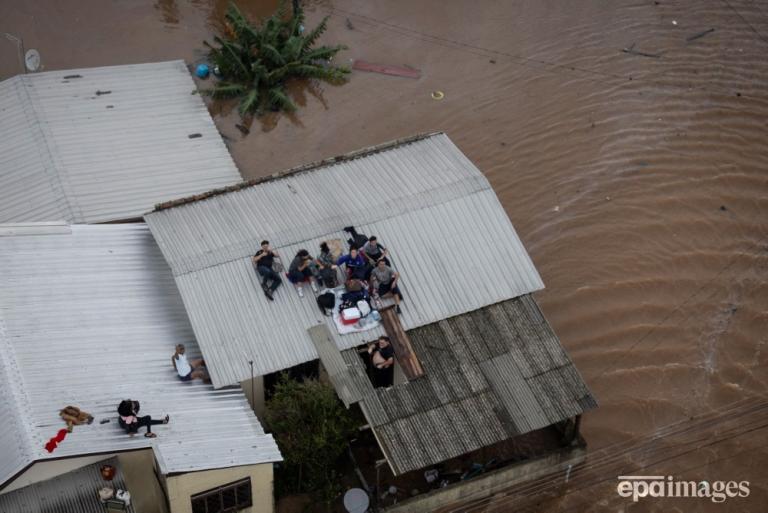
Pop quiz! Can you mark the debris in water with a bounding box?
[346,18,354,30]
[720,205,727,211]
[622,43,661,58]
[553,206,560,212]
[686,28,715,42]
[489,59,496,64]
[431,91,445,100]
[188,133,202,139]
[95,90,112,96]
[352,60,421,79]
[672,20,678,26]
[235,124,250,135]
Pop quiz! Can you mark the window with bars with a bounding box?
[190,477,252,513]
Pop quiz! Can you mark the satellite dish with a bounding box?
[25,49,40,72]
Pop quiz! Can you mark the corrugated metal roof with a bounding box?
[0,60,241,224]
[0,224,280,490]
[0,457,134,513]
[145,133,544,387]
[331,295,596,475]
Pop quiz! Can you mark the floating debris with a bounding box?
[431,91,445,100]
[686,28,715,42]
[352,59,421,79]
[622,43,662,59]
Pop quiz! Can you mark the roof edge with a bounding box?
[150,131,445,213]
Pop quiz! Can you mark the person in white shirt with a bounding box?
[172,344,209,382]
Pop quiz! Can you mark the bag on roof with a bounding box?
[316,292,335,316]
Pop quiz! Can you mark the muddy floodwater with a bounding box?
[2,0,767,511]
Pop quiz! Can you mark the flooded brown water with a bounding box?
[2,0,767,511]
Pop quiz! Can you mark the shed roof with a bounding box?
[0,457,134,513]
[144,133,544,387]
[338,295,597,475]
[0,224,280,490]
[0,60,241,223]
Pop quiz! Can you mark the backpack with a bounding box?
[316,292,335,316]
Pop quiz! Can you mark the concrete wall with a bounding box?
[118,450,168,513]
[383,445,586,513]
[166,464,274,513]
[240,376,266,418]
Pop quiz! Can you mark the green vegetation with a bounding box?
[202,3,350,116]
[265,375,359,506]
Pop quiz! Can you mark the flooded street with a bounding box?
[2,0,767,510]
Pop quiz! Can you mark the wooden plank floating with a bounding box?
[352,59,422,79]
[380,307,425,380]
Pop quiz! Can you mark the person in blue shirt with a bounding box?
[336,247,368,281]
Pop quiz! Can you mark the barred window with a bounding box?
[191,477,252,513]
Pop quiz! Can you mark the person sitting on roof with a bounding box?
[368,336,395,388]
[337,247,368,281]
[371,259,403,314]
[362,236,390,267]
[252,240,282,301]
[117,399,169,438]
[172,344,209,383]
[315,242,338,288]
[288,249,319,297]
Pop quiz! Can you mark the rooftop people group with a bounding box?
[251,227,403,314]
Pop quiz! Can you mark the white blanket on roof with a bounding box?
[327,287,381,335]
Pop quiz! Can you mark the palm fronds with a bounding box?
[202,1,349,118]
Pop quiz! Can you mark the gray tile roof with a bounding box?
[145,133,544,386]
[0,457,134,513]
[0,224,280,490]
[336,295,596,475]
[0,60,241,223]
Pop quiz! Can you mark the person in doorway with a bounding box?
[252,240,282,300]
[370,260,403,313]
[368,336,395,388]
[172,344,209,383]
[117,400,169,438]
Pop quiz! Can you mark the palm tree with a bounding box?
[202,3,350,116]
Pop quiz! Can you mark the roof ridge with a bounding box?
[151,131,444,213]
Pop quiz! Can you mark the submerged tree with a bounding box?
[202,3,350,116]
[265,375,359,506]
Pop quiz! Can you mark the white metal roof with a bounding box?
[0,60,241,224]
[0,224,281,490]
[145,133,545,387]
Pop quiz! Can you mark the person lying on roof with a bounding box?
[371,260,403,314]
[117,400,169,438]
[337,246,368,281]
[172,344,209,383]
[288,249,319,297]
[252,240,282,301]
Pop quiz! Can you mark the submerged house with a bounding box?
[0,61,241,224]
[0,223,281,513]
[143,133,597,508]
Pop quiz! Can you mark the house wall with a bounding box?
[166,464,274,513]
[383,445,586,513]
[240,376,266,418]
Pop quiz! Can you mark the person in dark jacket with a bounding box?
[117,400,169,438]
[252,240,282,300]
